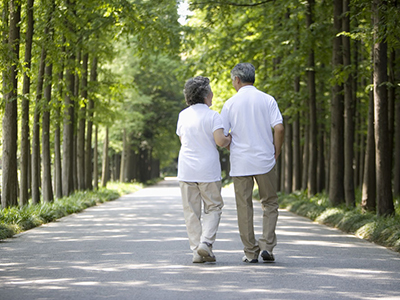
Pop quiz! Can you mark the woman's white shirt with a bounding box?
[176,104,223,182]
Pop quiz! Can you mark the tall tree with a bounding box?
[62,0,77,196]
[77,52,88,190]
[306,0,317,197]
[373,0,394,216]
[2,0,20,208]
[85,56,97,190]
[362,75,376,212]
[329,0,345,206]
[41,1,55,203]
[343,0,355,207]
[20,0,34,206]
[32,41,46,204]
[394,49,400,197]
[101,127,110,187]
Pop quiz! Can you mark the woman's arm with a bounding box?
[213,128,231,148]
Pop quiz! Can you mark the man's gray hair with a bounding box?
[231,63,255,84]
[183,76,211,106]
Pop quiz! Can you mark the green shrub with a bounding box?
[0,182,140,240]
[278,191,400,253]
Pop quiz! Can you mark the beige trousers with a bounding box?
[179,181,224,251]
[233,166,279,259]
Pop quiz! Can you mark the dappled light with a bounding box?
[1,180,399,299]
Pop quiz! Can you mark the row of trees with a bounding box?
[1,0,184,208]
[184,0,399,216]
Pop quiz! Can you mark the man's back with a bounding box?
[221,85,283,177]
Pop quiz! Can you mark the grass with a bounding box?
[0,181,145,240]
[257,189,400,253]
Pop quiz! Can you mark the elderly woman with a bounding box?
[176,76,231,263]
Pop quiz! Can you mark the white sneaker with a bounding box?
[193,252,205,263]
[197,243,216,262]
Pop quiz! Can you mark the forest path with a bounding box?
[0,178,399,300]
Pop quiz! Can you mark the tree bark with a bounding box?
[394,49,400,197]
[42,61,54,203]
[284,117,293,194]
[306,0,317,197]
[62,0,76,196]
[317,77,326,193]
[1,0,20,208]
[62,64,75,197]
[343,0,355,207]
[77,52,88,190]
[302,124,309,191]
[72,49,80,191]
[120,128,127,182]
[32,45,46,204]
[20,0,34,206]
[94,125,99,190]
[373,0,394,216]
[292,77,301,191]
[54,48,65,199]
[85,56,98,190]
[361,74,376,212]
[329,0,345,206]
[101,127,110,187]
[388,50,395,183]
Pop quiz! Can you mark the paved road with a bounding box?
[1,178,399,300]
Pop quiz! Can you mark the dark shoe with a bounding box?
[261,250,275,262]
[242,255,258,263]
[197,243,216,262]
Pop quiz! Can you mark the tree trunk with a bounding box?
[284,117,293,194]
[62,65,75,197]
[42,0,56,203]
[329,0,345,206]
[94,125,99,190]
[85,56,98,190]
[54,58,64,199]
[20,0,34,206]
[1,0,20,208]
[42,62,54,203]
[388,50,395,183]
[72,49,80,191]
[120,128,127,182]
[361,74,376,212]
[77,52,88,190]
[302,124,309,191]
[31,33,49,205]
[394,48,400,197]
[317,77,326,193]
[373,0,394,216]
[292,78,301,191]
[306,0,317,197]
[101,127,110,187]
[343,0,355,207]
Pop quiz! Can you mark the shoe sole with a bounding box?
[197,248,216,262]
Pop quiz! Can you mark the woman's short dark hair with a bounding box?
[183,76,211,106]
[231,63,255,84]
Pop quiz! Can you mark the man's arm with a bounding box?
[273,123,284,160]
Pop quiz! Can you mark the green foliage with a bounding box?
[0,184,141,240]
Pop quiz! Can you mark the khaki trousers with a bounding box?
[233,166,279,259]
[179,181,224,251]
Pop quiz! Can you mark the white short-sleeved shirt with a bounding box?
[221,85,283,177]
[176,103,224,182]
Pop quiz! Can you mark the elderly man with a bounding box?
[221,63,284,263]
